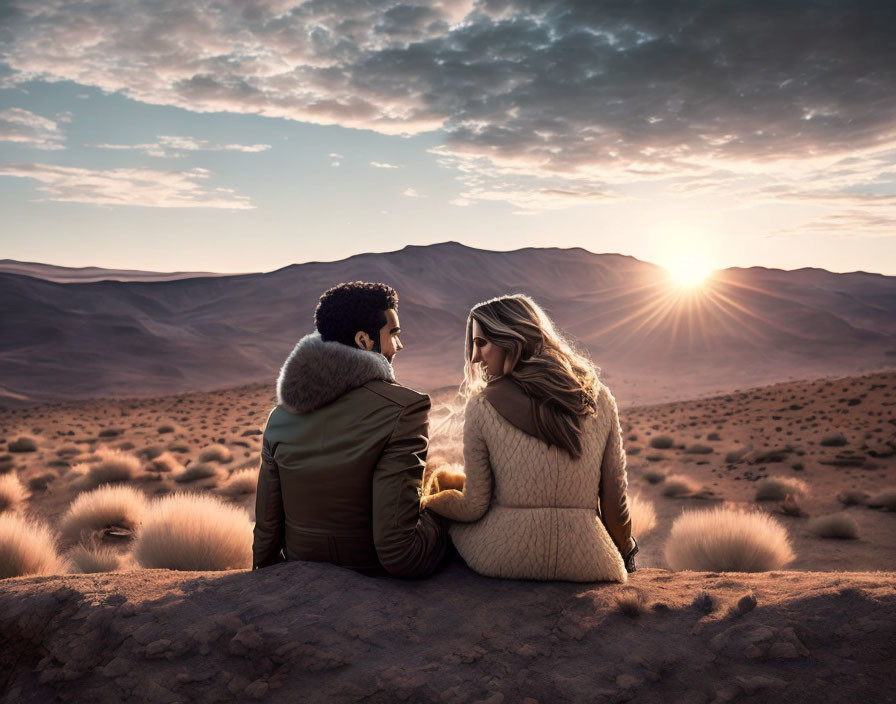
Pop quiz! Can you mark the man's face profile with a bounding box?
[356,308,403,363]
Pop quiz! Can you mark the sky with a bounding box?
[1,0,895,276]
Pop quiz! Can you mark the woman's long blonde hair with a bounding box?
[461,294,600,458]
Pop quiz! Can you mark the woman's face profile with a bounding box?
[471,318,507,377]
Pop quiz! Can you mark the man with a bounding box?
[252,281,448,578]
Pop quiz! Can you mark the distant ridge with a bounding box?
[0,259,241,283]
[1,242,895,405]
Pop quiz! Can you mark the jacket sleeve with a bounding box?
[252,419,287,570]
[372,395,448,579]
[598,390,635,556]
[422,397,492,522]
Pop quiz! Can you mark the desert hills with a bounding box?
[2,242,895,406]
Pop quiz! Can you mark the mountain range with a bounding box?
[2,242,894,406]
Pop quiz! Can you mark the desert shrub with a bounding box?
[808,512,859,539]
[662,474,701,497]
[137,445,165,460]
[145,452,184,474]
[866,487,896,512]
[157,425,176,434]
[0,513,66,578]
[643,470,666,484]
[724,451,745,463]
[198,445,233,463]
[56,445,80,457]
[66,544,122,573]
[27,473,55,492]
[706,433,722,441]
[167,443,190,454]
[754,476,809,502]
[820,434,848,447]
[75,448,142,490]
[58,484,149,550]
[837,489,868,506]
[8,436,37,453]
[664,506,795,572]
[615,587,648,617]
[692,591,719,613]
[645,454,665,462]
[729,593,758,617]
[0,474,27,513]
[134,493,252,570]
[98,428,122,438]
[173,462,221,484]
[629,492,657,536]
[684,444,713,455]
[219,467,259,497]
[649,436,675,449]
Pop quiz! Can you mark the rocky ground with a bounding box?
[1,561,894,703]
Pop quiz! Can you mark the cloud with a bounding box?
[0,108,66,149]
[0,162,254,209]
[1,1,895,211]
[92,135,271,158]
[401,187,425,197]
[370,161,400,168]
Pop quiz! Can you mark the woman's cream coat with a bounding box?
[423,382,631,582]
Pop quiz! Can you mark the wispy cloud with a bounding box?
[0,163,254,209]
[402,187,425,198]
[1,1,894,214]
[92,135,271,158]
[370,161,400,169]
[0,108,66,150]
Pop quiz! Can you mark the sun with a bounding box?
[666,254,713,288]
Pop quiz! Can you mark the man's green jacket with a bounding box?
[252,332,448,578]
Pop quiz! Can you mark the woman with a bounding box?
[422,294,638,582]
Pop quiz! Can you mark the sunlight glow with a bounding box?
[666,254,714,288]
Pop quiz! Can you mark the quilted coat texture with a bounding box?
[423,383,630,583]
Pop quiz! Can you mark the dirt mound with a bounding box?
[1,561,893,703]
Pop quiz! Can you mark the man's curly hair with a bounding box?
[314,281,399,346]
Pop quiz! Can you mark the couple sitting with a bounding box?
[252,281,638,582]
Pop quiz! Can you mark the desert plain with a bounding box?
[1,367,894,702]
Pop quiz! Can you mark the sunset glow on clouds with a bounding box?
[0,1,894,273]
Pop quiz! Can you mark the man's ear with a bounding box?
[354,331,373,350]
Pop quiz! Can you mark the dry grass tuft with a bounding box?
[615,587,648,617]
[219,467,259,497]
[173,462,221,484]
[629,492,657,536]
[754,476,809,502]
[728,592,758,617]
[664,506,795,572]
[642,469,667,484]
[661,474,701,497]
[58,484,149,550]
[808,512,859,539]
[74,447,142,490]
[134,493,252,570]
[66,543,123,573]
[866,487,896,512]
[649,435,675,449]
[0,513,66,578]
[145,451,184,474]
[837,489,868,506]
[8,436,38,453]
[198,444,233,463]
[0,474,27,514]
[692,591,719,613]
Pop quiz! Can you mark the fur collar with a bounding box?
[276,332,395,414]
